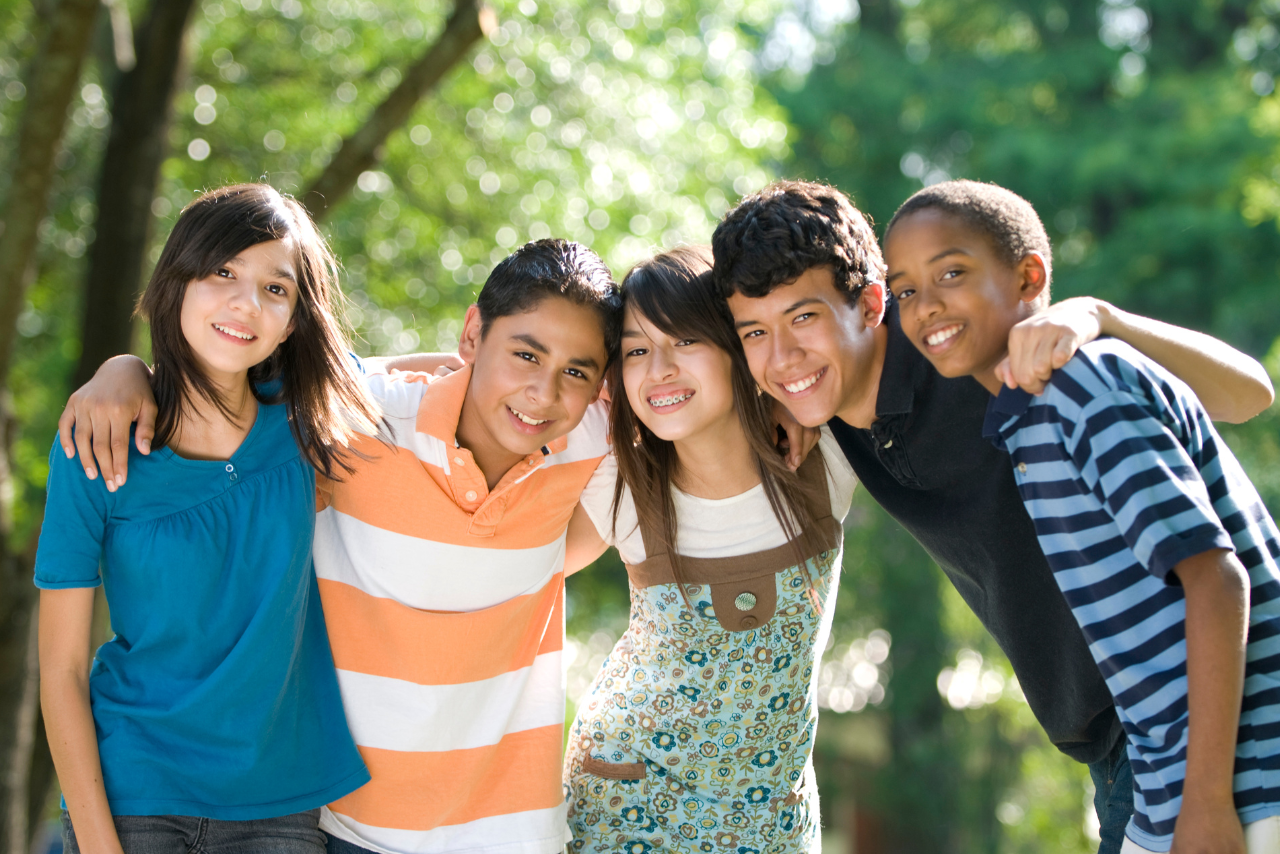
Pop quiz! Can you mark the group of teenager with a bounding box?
[35,173,1280,854]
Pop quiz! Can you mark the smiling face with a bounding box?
[457,294,607,471]
[178,238,298,387]
[727,267,887,428]
[883,207,1046,393]
[619,304,738,444]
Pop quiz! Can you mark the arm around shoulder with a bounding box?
[58,354,158,489]
[1099,301,1274,424]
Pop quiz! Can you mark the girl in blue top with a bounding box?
[36,184,378,854]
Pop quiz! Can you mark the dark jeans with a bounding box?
[1088,737,1136,854]
[62,808,325,854]
[324,834,379,854]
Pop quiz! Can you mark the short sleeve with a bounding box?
[1063,389,1234,581]
[33,436,111,589]
[817,426,857,523]
[577,454,646,562]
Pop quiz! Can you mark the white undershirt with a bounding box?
[579,427,857,565]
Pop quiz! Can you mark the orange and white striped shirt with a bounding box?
[314,365,608,854]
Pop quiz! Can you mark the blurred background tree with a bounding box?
[1,0,1278,852]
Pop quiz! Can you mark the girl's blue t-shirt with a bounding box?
[34,402,369,819]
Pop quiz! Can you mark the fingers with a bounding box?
[993,356,1015,389]
[1051,334,1076,370]
[90,418,119,492]
[135,399,157,456]
[779,424,801,471]
[57,403,77,460]
[72,411,98,481]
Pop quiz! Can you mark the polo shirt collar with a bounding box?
[414,364,569,456]
[982,385,1033,450]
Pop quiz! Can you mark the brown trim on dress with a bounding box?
[582,755,647,780]
[623,452,841,631]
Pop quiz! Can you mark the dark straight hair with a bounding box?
[138,183,378,479]
[610,245,828,606]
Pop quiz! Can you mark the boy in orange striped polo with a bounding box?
[315,239,619,854]
[56,239,619,854]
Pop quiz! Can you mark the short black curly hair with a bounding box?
[711,180,886,304]
[477,238,623,364]
[885,180,1053,293]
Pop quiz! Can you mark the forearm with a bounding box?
[41,676,122,854]
[1100,302,1274,423]
[564,501,609,576]
[366,352,465,375]
[1179,549,1249,809]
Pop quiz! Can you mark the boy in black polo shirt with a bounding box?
[711,180,1275,854]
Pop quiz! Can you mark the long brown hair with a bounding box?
[138,183,378,479]
[609,245,829,605]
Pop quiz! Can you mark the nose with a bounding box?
[913,281,944,322]
[524,365,557,408]
[226,277,262,316]
[649,344,677,382]
[770,325,804,374]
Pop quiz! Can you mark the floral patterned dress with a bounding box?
[564,453,845,854]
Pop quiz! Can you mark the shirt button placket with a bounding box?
[226,462,238,483]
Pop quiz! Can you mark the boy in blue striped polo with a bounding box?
[881,179,1280,854]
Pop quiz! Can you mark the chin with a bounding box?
[786,398,837,429]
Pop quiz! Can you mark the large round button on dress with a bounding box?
[734,592,757,611]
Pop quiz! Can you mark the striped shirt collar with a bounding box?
[414,364,570,456]
[981,385,1034,450]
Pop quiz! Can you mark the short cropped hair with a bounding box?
[886,180,1053,289]
[712,180,886,304]
[476,238,622,362]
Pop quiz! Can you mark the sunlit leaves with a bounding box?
[147,0,791,353]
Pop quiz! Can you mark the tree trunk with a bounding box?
[0,2,101,850]
[301,0,494,220]
[0,0,100,386]
[71,0,198,390]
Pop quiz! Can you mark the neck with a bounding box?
[170,374,257,461]
[456,396,524,491]
[834,322,889,429]
[671,413,760,500]
[973,362,1005,396]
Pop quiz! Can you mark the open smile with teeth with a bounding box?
[213,323,256,341]
[926,324,963,347]
[508,405,550,426]
[782,367,825,395]
[648,391,693,408]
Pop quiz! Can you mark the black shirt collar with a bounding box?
[982,385,1034,450]
[875,301,922,419]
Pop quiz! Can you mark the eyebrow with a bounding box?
[733,297,824,330]
[885,248,970,286]
[511,333,550,355]
[224,255,297,283]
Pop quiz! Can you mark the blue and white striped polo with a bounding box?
[983,338,1280,852]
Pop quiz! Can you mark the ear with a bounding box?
[279,318,296,345]
[1017,253,1049,305]
[457,304,483,365]
[859,281,888,329]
